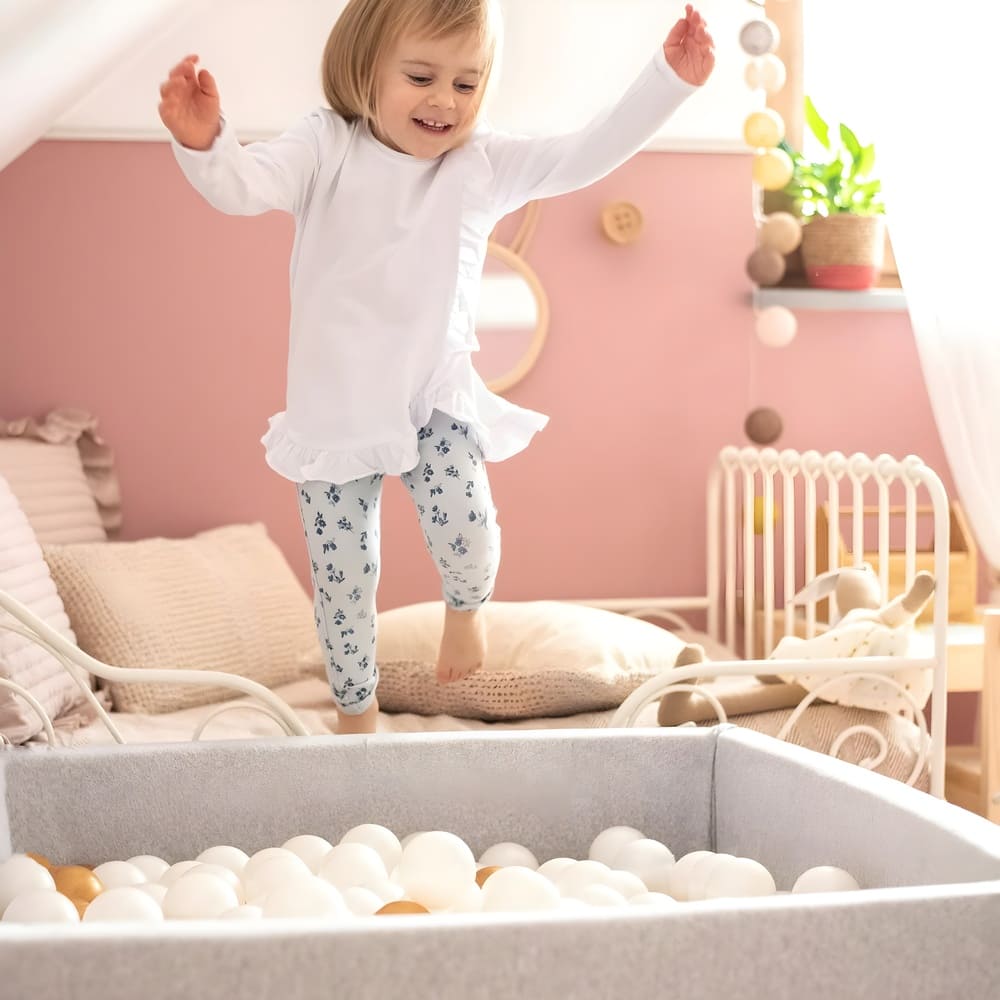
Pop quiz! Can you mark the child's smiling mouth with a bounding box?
[413,118,452,133]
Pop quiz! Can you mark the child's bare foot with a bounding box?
[336,698,379,735]
[436,606,487,683]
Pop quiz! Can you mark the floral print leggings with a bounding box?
[296,410,501,715]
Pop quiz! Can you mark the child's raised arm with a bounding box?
[161,56,331,218]
[158,54,221,151]
[486,5,715,216]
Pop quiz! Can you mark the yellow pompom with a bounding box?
[743,109,785,149]
[752,497,780,535]
[752,148,794,191]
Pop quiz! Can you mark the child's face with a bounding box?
[375,28,489,158]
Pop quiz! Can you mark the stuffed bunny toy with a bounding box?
[658,566,936,725]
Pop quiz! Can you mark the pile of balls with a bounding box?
[0,824,861,924]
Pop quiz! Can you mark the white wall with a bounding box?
[38,0,761,152]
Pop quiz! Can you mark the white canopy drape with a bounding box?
[814,2,1000,596]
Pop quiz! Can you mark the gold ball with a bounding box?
[743,109,785,148]
[475,865,502,888]
[375,900,430,915]
[746,247,786,286]
[26,852,54,870]
[760,212,802,254]
[52,865,104,903]
[69,897,90,919]
[752,148,794,191]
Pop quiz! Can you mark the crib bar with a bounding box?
[762,465,775,658]
[742,465,755,660]
[725,468,736,648]
[877,475,891,600]
[706,461,721,642]
[782,465,796,639]
[826,469,841,621]
[851,471,865,566]
[905,480,918,587]
[803,463,817,638]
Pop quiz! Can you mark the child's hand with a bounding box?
[158,55,221,151]
[663,5,715,86]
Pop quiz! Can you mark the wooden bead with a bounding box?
[744,407,784,445]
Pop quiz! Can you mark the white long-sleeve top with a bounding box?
[172,48,697,484]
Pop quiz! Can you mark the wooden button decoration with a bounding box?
[601,201,644,245]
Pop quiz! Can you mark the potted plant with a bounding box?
[779,98,886,290]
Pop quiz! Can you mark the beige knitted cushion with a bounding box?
[302,601,686,720]
[43,523,317,713]
[0,475,90,743]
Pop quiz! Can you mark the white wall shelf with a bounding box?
[752,287,908,313]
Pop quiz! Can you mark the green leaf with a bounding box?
[804,96,830,149]
[840,124,862,161]
[857,144,876,177]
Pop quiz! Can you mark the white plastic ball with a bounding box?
[703,857,777,899]
[744,53,787,93]
[366,876,404,904]
[755,305,798,347]
[92,860,147,890]
[319,843,388,891]
[399,832,425,849]
[159,860,201,886]
[2,889,80,924]
[575,884,628,908]
[536,857,576,880]
[221,904,263,920]
[243,853,312,902]
[192,863,244,902]
[611,839,676,894]
[136,883,168,905]
[341,886,385,917]
[83,886,165,923]
[478,842,539,870]
[261,877,348,919]
[127,855,170,882]
[444,882,484,914]
[196,845,250,877]
[395,832,477,910]
[0,856,56,916]
[588,827,645,867]
[163,872,240,919]
[552,860,613,897]
[792,866,861,893]
[685,853,736,902]
[480,866,560,912]
[340,824,402,872]
[663,851,715,901]
[282,835,334,875]
[603,870,649,900]
[630,892,678,907]
[739,17,780,56]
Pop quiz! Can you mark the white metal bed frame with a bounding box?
[0,445,950,795]
[601,445,950,797]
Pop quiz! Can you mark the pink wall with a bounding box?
[0,138,977,740]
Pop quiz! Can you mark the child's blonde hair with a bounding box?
[322,0,501,130]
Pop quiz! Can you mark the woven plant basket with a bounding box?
[800,214,886,290]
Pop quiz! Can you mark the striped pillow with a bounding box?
[0,475,88,743]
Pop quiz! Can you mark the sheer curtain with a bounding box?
[808,2,1000,597]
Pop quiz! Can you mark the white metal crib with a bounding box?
[604,445,951,797]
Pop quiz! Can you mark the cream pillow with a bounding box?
[0,436,105,544]
[301,601,685,720]
[0,475,90,743]
[43,523,318,714]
